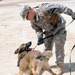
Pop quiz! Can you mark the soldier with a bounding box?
[20,3,75,75]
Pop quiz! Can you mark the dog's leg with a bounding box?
[31,60,43,75]
[44,62,56,75]
[48,68,56,75]
[39,69,45,75]
[31,67,39,75]
[46,67,56,75]
[17,69,23,75]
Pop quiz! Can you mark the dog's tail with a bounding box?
[36,51,53,60]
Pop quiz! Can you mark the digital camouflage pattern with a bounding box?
[30,3,75,65]
[20,3,75,65]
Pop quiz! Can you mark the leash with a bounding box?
[69,45,75,75]
[32,19,74,50]
[43,19,74,40]
[32,44,38,51]
[66,19,74,26]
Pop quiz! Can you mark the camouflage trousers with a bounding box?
[44,29,67,65]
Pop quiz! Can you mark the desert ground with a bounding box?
[0,0,75,75]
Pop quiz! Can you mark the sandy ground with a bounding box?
[0,0,75,75]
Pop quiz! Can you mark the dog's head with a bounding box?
[14,41,32,54]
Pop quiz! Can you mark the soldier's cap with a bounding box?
[20,5,31,19]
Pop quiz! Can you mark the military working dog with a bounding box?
[14,41,56,75]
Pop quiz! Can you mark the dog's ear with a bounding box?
[26,41,32,48]
[19,48,25,53]
[14,49,19,54]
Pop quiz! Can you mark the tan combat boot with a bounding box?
[56,64,63,75]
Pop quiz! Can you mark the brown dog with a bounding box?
[14,41,56,75]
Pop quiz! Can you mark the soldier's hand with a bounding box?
[37,37,44,45]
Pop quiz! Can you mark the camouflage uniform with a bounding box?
[29,3,75,65]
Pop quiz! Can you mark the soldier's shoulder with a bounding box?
[42,3,61,9]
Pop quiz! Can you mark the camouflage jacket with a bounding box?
[30,3,75,38]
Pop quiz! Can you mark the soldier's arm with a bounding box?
[63,7,75,19]
[31,22,43,39]
[44,3,75,18]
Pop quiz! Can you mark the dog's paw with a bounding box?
[14,73,18,75]
[14,73,21,75]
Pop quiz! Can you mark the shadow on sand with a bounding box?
[51,62,75,73]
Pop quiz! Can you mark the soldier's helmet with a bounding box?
[20,5,31,19]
